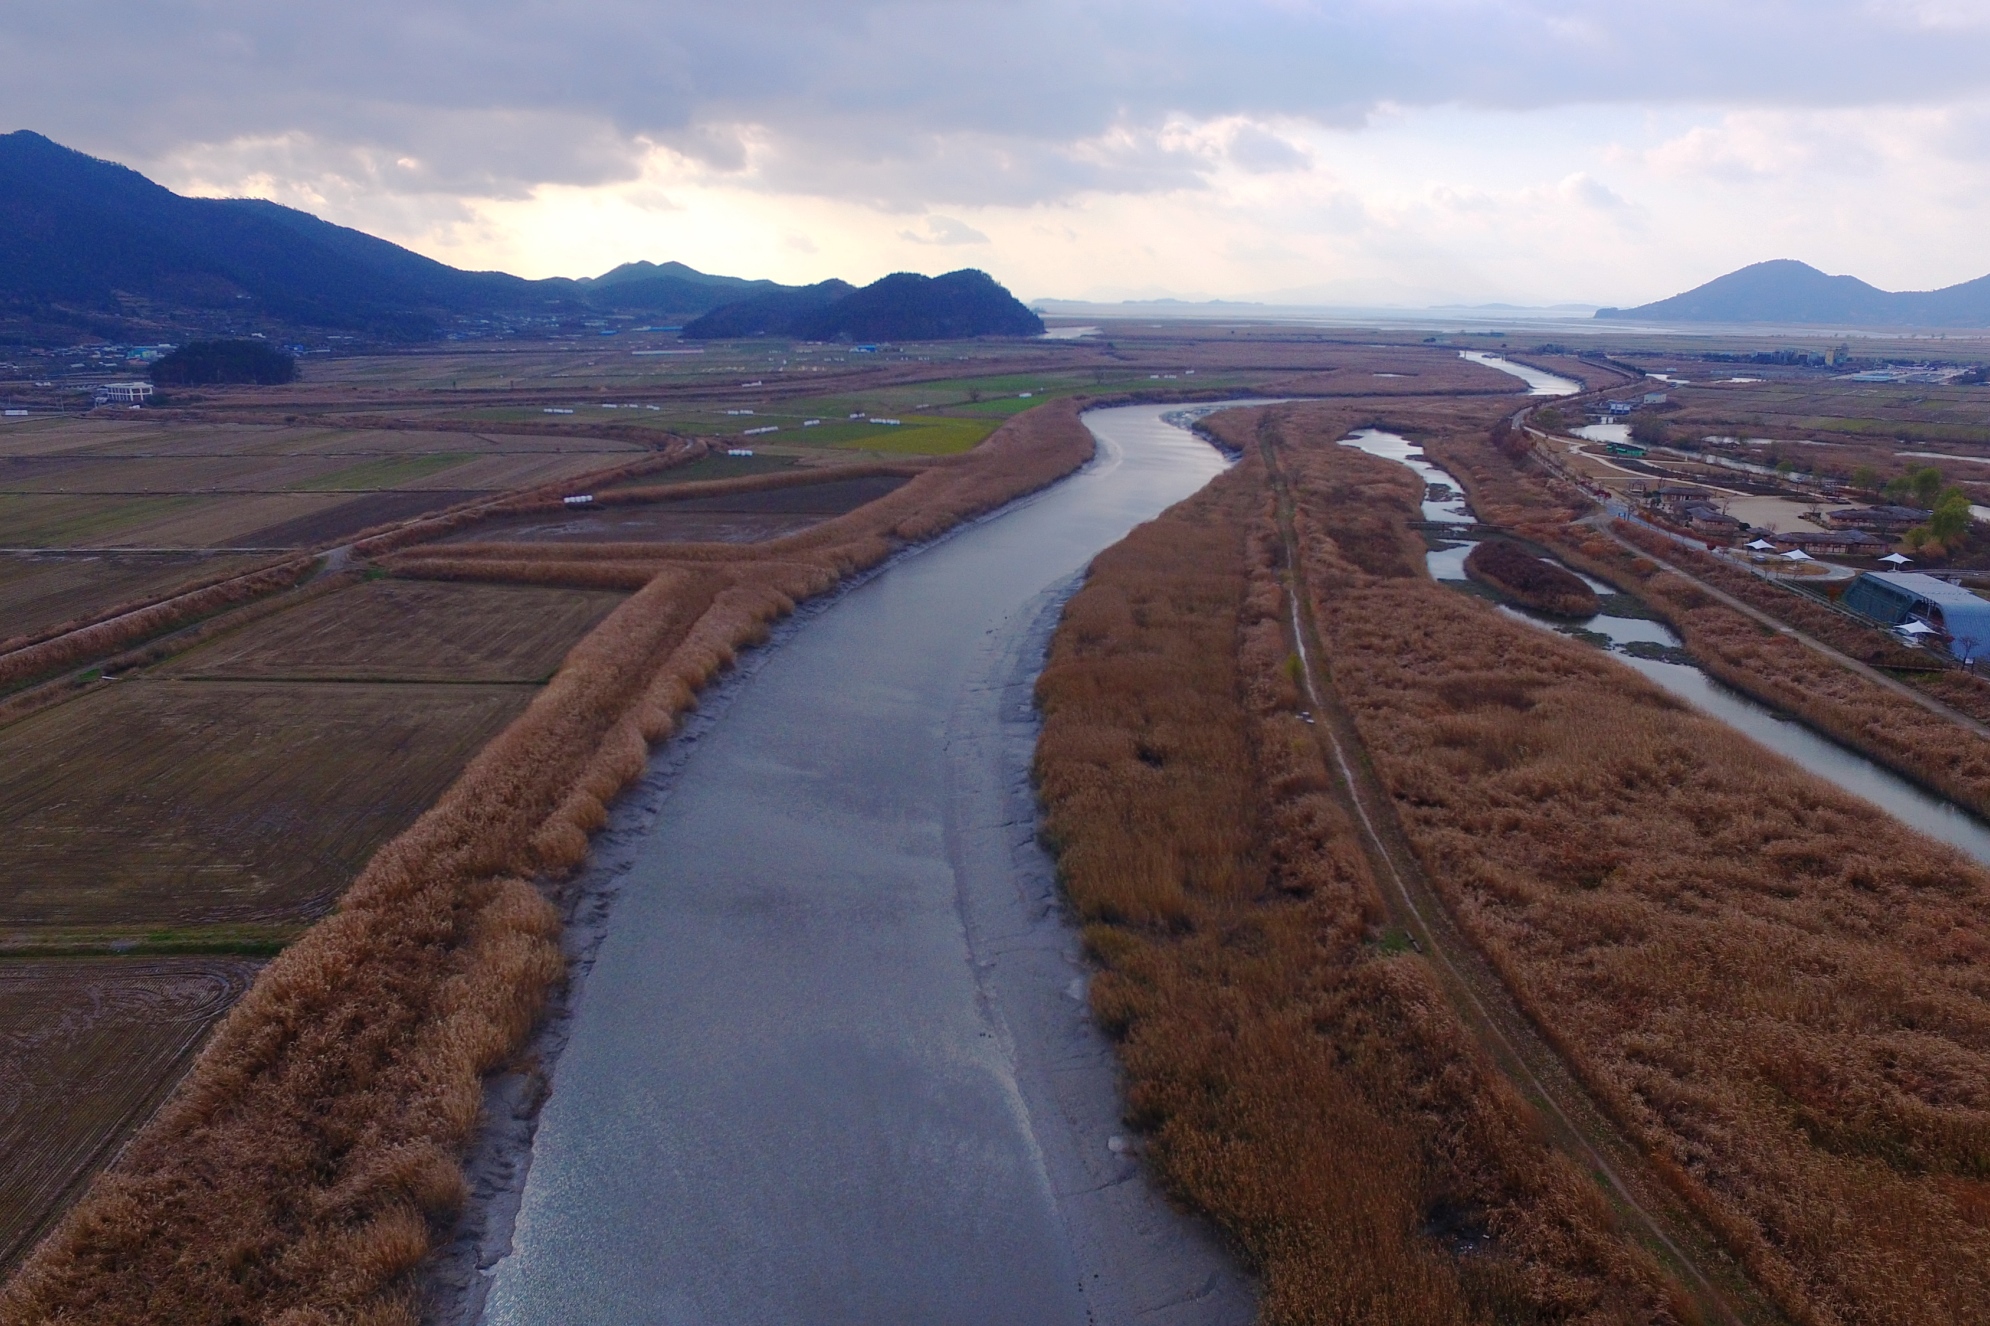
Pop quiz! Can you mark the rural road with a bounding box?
[472,403,1263,1326]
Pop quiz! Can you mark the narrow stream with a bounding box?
[1339,429,1990,867]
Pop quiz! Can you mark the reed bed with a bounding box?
[1037,440,1680,1324]
[1421,428,1990,825]
[1281,430,1990,1326]
[0,400,1097,1325]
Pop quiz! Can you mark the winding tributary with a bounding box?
[1339,429,1990,867]
[472,404,1269,1326]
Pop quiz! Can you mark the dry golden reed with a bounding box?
[1279,421,1990,1326]
[1036,431,1681,1325]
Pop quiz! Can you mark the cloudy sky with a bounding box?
[6,1,1990,306]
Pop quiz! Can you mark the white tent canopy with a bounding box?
[1746,538,1777,550]
[1897,619,1939,636]
[1880,552,1913,565]
[1780,549,1814,561]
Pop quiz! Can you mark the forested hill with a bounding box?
[0,131,789,343]
[682,269,1044,341]
[1598,259,1990,327]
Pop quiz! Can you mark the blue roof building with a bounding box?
[1842,571,1990,661]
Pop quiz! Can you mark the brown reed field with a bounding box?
[1421,425,1990,825]
[1035,435,1687,1324]
[0,394,1101,1324]
[1272,415,1990,1325]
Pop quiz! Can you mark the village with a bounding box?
[1526,386,1990,665]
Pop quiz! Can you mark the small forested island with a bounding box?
[1463,539,1600,617]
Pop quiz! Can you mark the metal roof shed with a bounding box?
[1842,571,1990,661]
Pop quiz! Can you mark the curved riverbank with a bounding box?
[441,404,1263,1326]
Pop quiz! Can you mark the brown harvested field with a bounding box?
[1276,415,1990,1325]
[0,959,261,1274]
[438,473,912,545]
[0,418,645,465]
[0,492,352,548]
[233,488,491,547]
[0,446,637,496]
[0,553,271,640]
[0,680,533,928]
[1035,436,1686,1323]
[160,580,625,683]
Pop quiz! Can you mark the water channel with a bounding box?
[1338,429,1990,867]
[1458,350,1579,396]
[474,403,1269,1326]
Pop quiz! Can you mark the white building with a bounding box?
[100,381,153,405]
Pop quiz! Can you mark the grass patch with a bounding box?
[830,417,996,455]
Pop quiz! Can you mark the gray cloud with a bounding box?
[5,1,1990,210]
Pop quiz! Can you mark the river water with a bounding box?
[475,404,1263,1326]
[1458,350,1582,397]
[1342,430,1990,867]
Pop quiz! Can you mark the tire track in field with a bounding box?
[1257,423,1777,1326]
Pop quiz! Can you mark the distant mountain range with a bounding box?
[684,271,1041,341]
[0,131,1038,345]
[1598,259,1990,327]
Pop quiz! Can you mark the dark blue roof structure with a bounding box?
[1842,571,1990,661]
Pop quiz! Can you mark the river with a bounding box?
[472,404,1263,1326]
[1458,350,1581,396]
[1343,430,1990,867]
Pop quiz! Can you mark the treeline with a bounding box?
[149,340,297,386]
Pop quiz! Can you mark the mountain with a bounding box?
[683,269,1044,341]
[1598,259,1990,327]
[572,260,788,316]
[0,131,800,342]
[676,280,856,338]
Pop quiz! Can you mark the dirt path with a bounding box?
[1259,427,1779,1326]
[1585,516,1990,740]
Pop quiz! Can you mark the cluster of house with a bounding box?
[1636,483,1931,557]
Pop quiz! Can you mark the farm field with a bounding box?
[0,552,272,640]
[439,473,911,545]
[158,580,625,682]
[0,679,534,928]
[0,959,261,1272]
